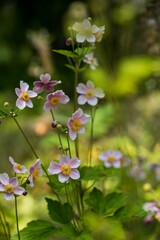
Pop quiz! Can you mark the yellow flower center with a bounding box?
[61,163,71,175]
[50,96,60,106]
[21,92,30,101]
[16,164,23,171]
[71,119,82,131]
[108,155,115,163]
[33,168,39,180]
[86,89,94,98]
[5,184,14,194]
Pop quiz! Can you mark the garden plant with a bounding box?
[1,17,160,240]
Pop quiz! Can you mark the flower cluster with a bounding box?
[143,201,160,223]
[0,157,43,200]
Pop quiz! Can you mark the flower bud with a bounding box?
[4,102,9,107]
[51,120,59,128]
[37,95,43,100]
[57,123,62,129]
[66,37,73,46]
[143,183,152,191]
[22,191,28,196]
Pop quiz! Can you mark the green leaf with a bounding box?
[85,188,106,214]
[114,204,145,222]
[84,212,125,240]
[80,166,105,181]
[45,198,74,224]
[74,47,95,56]
[53,49,77,58]
[48,174,64,192]
[65,64,75,71]
[104,192,128,217]
[11,220,56,240]
[85,188,127,216]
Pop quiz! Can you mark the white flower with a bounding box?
[83,52,98,70]
[72,19,99,43]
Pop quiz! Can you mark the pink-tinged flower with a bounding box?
[33,73,61,94]
[72,19,99,43]
[28,159,43,187]
[99,149,123,168]
[9,156,28,174]
[83,52,98,70]
[143,202,158,213]
[48,155,80,183]
[0,173,25,200]
[128,166,146,180]
[43,90,70,111]
[67,108,90,140]
[95,26,105,42]
[15,81,37,109]
[76,80,105,106]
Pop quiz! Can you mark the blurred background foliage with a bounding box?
[1,0,160,238]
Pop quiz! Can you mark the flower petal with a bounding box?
[48,162,61,174]
[69,158,80,168]
[58,173,69,183]
[16,98,26,109]
[0,173,9,185]
[70,169,80,180]
[4,193,14,201]
[9,177,18,187]
[14,186,25,195]
[20,81,29,92]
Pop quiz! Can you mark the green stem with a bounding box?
[15,196,21,240]
[73,59,81,112]
[88,107,96,165]
[75,137,79,158]
[65,184,79,232]
[66,133,72,158]
[13,117,38,159]
[0,214,9,240]
[50,109,65,154]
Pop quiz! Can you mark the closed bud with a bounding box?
[51,120,59,128]
[4,102,9,107]
[57,123,62,129]
[22,191,28,196]
[66,37,73,46]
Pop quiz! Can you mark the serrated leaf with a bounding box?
[11,220,56,240]
[45,198,74,224]
[80,166,105,181]
[104,192,127,217]
[53,49,77,58]
[85,188,106,214]
[85,188,127,216]
[84,212,125,240]
[114,204,146,222]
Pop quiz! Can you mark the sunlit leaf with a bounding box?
[45,198,74,224]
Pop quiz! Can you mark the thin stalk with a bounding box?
[15,196,21,240]
[50,109,65,154]
[0,214,9,240]
[65,184,80,232]
[75,137,79,158]
[88,107,96,165]
[13,117,38,159]
[73,62,79,111]
[66,133,72,158]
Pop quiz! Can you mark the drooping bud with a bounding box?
[66,37,73,46]
[22,191,28,196]
[51,120,59,128]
